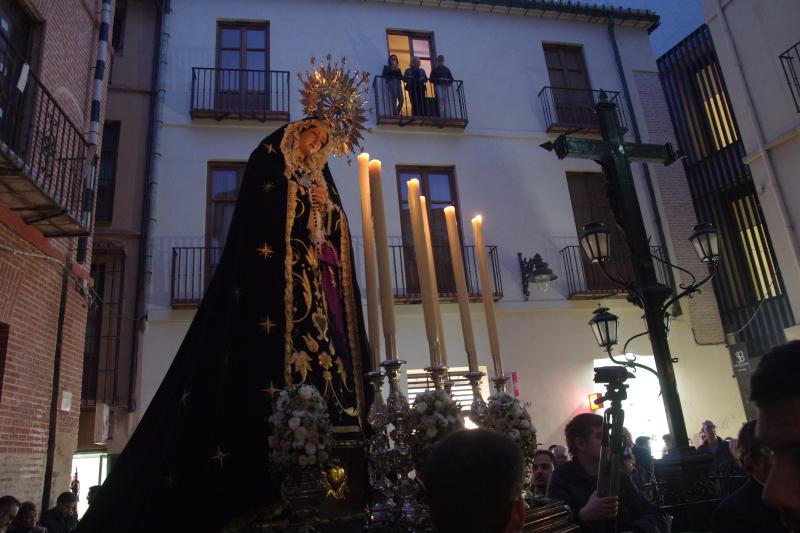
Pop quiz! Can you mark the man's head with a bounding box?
[702,420,718,444]
[0,496,20,527]
[87,485,101,507]
[411,56,421,68]
[424,429,525,533]
[662,433,673,451]
[55,491,78,516]
[736,420,771,484]
[436,54,445,66]
[548,444,569,465]
[751,340,800,531]
[565,413,604,463]
[13,502,37,529]
[634,436,651,451]
[532,450,555,494]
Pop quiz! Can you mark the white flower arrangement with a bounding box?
[482,392,537,467]
[407,389,464,466]
[268,384,331,471]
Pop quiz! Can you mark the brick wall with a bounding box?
[0,0,107,506]
[635,70,725,344]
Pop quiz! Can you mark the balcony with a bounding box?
[779,40,800,113]
[373,76,468,128]
[171,244,502,307]
[190,67,290,121]
[538,87,628,133]
[0,33,90,236]
[560,244,669,299]
[389,244,502,302]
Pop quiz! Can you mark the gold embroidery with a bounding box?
[283,181,299,385]
[338,211,364,424]
[302,333,319,353]
[257,243,274,259]
[262,182,275,193]
[259,317,277,334]
[290,350,313,383]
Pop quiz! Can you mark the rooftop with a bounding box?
[362,0,661,32]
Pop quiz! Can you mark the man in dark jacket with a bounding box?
[429,55,454,118]
[711,420,788,533]
[547,413,670,533]
[38,492,77,533]
[403,56,428,117]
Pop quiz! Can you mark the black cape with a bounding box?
[77,124,372,532]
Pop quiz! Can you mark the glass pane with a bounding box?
[212,203,236,250]
[387,34,410,55]
[212,169,239,199]
[246,50,265,71]
[420,59,432,78]
[399,173,422,201]
[220,28,240,49]
[220,50,240,69]
[427,174,451,201]
[246,29,265,49]
[411,38,430,58]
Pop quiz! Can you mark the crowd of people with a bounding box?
[1,487,99,533]
[423,340,800,533]
[380,54,456,118]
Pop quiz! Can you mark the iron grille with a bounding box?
[190,67,290,121]
[779,39,800,113]
[373,75,468,127]
[538,86,627,133]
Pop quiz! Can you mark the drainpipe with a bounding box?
[607,16,681,316]
[708,0,800,276]
[76,0,113,264]
[129,0,169,412]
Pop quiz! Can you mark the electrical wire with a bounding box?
[732,275,779,335]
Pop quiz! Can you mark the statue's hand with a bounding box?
[311,186,329,208]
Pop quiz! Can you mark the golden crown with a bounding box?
[297,54,373,164]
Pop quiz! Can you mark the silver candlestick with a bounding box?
[364,370,395,529]
[491,375,509,394]
[464,371,487,425]
[425,365,448,392]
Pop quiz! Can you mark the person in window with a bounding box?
[403,56,428,117]
[429,54,454,119]
[77,62,373,532]
[381,54,404,115]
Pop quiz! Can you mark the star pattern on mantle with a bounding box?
[256,243,274,260]
[258,316,277,334]
[262,182,275,193]
[260,381,281,399]
[264,143,276,154]
[210,446,230,468]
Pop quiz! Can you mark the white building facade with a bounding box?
[702,0,800,338]
[137,0,746,451]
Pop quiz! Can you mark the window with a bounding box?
[543,44,594,127]
[206,163,246,277]
[386,31,436,116]
[566,172,634,293]
[216,21,269,111]
[95,122,120,223]
[111,0,127,55]
[0,322,8,401]
[396,166,460,296]
[732,195,782,300]
[82,248,125,406]
[695,64,738,151]
[407,366,490,423]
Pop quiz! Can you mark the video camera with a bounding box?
[593,365,633,385]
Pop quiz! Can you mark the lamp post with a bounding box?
[517,252,558,300]
[542,92,721,454]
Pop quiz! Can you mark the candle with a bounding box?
[420,196,447,366]
[369,160,397,359]
[444,206,477,372]
[472,215,503,378]
[357,154,380,369]
[407,179,439,365]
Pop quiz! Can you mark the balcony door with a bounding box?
[0,0,33,149]
[543,44,594,128]
[386,31,436,117]
[567,172,634,292]
[397,166,460,297]
[206,163,246,282]
[216,22,269,114]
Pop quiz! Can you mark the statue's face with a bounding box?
[298,126,329,157]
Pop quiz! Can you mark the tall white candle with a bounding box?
[444,206,477,372]
[357,153,380,369]
[472,215,503,378]
[420,196,447,367]
[407,179,439,365]
[369,160,397,358]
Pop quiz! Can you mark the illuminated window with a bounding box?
[732,196,782,299]
[696,64,738,151]
[386,31,436,116]
[407,365,490,425]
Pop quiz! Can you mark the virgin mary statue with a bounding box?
[77,57,374,532]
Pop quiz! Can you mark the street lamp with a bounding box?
[588,306,619,351]
[642,312,671,340]
[579,222,611,264]
[517,252,559,300]
[689,223,720,263]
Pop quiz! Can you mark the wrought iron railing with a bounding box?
[373,75,468,127]
[0,31,90,235]
[560,244,670,298]
[389,244,502,302]
[538,86,627,133]
[190,67,290,120]
[171,244,503,307]
[779,39,800,112]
